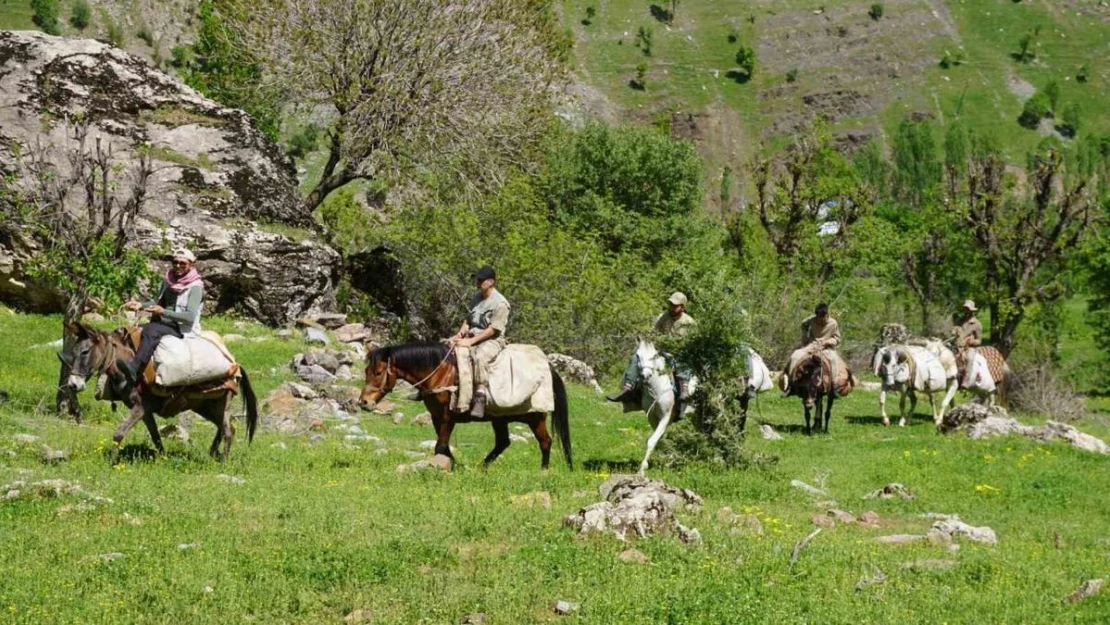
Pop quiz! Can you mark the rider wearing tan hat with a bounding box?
[952,299,983,349]
[607,291,696,403]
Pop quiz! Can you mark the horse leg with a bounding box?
[111,403,148,464]
[218,394,234,462]
[739,393,749,435]
[435,412,457,464]
[823,395,832,434]
[526,414,553,471]
[879,389,890,426]
[814,395,825,433]
[640,409,672,476]
[141,413,165,454]
[939,380,958,424]
[482,421,511,468]
[803,399,813,435]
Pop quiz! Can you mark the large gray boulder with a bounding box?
[0,31,339,324]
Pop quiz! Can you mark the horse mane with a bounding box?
[369,342,454,371]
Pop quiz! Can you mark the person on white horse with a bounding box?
[116,248,204,388]
[606,291,696,407]
[781,303,842,397]
[951,299,983,387]
[447,265,510,418]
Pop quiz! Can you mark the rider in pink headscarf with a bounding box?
[116,248,205,386]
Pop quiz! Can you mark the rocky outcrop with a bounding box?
[0,32,339,324]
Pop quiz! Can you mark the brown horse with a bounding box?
[359,342,571,470]
[785,352,856,434]
[61,324,258,463]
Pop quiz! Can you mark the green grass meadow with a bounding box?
[2,307,1109,623]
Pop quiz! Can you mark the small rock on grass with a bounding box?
[460,613,487,625]
[412,412,432,426]
[552,600,579,615]
[41,447,68,464]
[811,514,836,529]
[215,474,246,486]
[392,412,404,425]
[864,483,915,500]
[1067,578,1104,604]
[858,511,881,527]
[344,609,373,624]
[618,548,650,564]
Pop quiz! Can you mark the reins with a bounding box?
[366,348,455,394]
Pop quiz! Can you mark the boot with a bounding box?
[470,391,488,418]
[606,384,636,403]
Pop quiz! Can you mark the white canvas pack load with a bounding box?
[153,332,237,387]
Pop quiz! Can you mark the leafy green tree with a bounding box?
[637,25,654,55]
[1018,92,1050,129]
[1043,80,1060,114]
[1058,102,1081,137]
[30,0,61,35]
[868,3,884,20]
[735,45,756,78]
[70,0,90,30]
[892,118,941,209]
[1015,26,1040,63]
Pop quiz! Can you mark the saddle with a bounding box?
[122,328,240,400]
[453,344,554,415]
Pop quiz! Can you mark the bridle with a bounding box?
[365,349,456,395]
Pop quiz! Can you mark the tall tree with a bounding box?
[947,135,1103,356]
[225,0,564,210]
[891,118,941,209]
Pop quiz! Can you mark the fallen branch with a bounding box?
[790,528,823,566]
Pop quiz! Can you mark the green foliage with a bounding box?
[1018,92,1050,129]
[182,0,281,141]
[892,118,942,209]
[636,25,653,56]
[1082,232,1110,386]
[869,3,884,21]
[538,122,706,264]
[853,138,890,202]
[582,6,595,25]
[734,45,755,78]
[1058,102,1081,138]
[170,45,194,68]
[69,0,89,30]
[633,61,647,90]
[939,49,964,69]
[727,25,739,43]
[1043,80,1060,114]
[25,235,155,312]
[1076,62,1090,83]
[785,68,798,83]
[285,123,319,160]
[105,17,124,47]
[1015,25,1040,63]
[30,0,60,35]
[136,25,154,47]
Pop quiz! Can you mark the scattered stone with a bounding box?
[791,479,829,498]
[308,433,325,445]
[40,447,68,464]
[295,364,335,386]
[551,600,579,615]
[1034,421,1110,455]
[312,313,348,329]
[12,434,39,444]
[275,329,294,340]
[547,353,604,394]
[215,474,246,486]
[902,559,958,571]
[828,509,857,524]
[285,382,318,400]
[509,433,531,444]
[932,518,997,545]
[1066,578,1104,604]
[876,534,928,545]
[297,351,340,374]
[222,334,246,343]
[177,543,200,550]
[811,514,836,529]
[419,440,438,450]
[815,500,839,509]
[618,548,651,564]
[336,323,372,344]
[732,514,764,536]
[373,400,396,414]
[565,475,701,542]
[161,424,189,443]
[344,609,373,624]
[760,424,783,440]
[412,412,433,426]
[858,511,881,527]
[309,419,327,433]
[396,454,453,473]
[510,491,552,509]
[864,483,915,500]
[271,441,288,450]
[335,365,355,380]
[304,326,330,345]
[855,565,886,590]
[121,513,142,526]
[93,552,124,563]
[459,613,487,625]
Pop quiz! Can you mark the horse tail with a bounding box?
[239,366,259,444]
[550,367,572,470]
[998,362,1014,410]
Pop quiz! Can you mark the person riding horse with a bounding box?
[447,265,510,418]
[116,248,204,387]
[607,291,696,404]
[951,299,983,387]
[782,303,843,396]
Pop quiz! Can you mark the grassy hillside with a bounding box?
[561,0,1110,206]
[3,308,1110,623]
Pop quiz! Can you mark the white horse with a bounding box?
[633,339,772,475]
[872,344,956,427]
[919,339,1011,408]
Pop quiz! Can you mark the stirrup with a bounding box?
[470,392,487,418]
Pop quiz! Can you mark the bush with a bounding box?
[582,6,595,25]
[1018,92,1050,129]
[1076,62,1090,83]
[631,61,647,90]
[939,50,964,69]
[868,3,884,20]
[285,123,319,159]
[1043,80,1060,114]
[1058,102,1081,137]
[735,45,755,78]
[786,68,798,83]
[30,0,61,36]
[105,18,125,47]
[136,26,154,47]
[70,0,90,30]
[170,45,195,68]
[636,25,653,56]
[1011,366,1087,422]
[1015,26,1040,63]
[727,26,739,43]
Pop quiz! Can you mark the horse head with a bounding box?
[880,348,912,388]
[360,346,398,409]
[62,323,126,392]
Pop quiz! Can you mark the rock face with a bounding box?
[0,32,339,325]
[564,475,702,543]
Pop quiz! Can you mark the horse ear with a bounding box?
[57,350,74,367]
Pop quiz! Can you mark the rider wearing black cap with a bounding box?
[447,265,510,417]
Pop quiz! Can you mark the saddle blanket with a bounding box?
[154,332,238,387]
[453,344,555,415]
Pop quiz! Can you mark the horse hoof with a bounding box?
[882,418,890,427]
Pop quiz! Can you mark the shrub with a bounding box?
[1076,62,1090,83]
[786,68,798,83]
[735,45,755,78]
[939,50,964,69]
[868,3,883,20]
[1018,92,1050,129]
[636,25,653,56]
[1011,366,1088,422]
[285,123,319,159]
[30,0,61,36]
[632,61,647,90]
[136,26,155,47]
[1015,26,1040,63]
[105,18,125,47]
[70,0,90,30]
[170,45,195,68]
[1058,102,1081,137]
[1043,80,1060,114]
